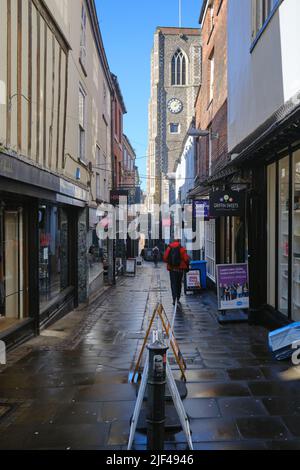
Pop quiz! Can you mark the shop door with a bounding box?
[1,209,27,319]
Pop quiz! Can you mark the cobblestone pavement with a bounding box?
[1,263,300,450]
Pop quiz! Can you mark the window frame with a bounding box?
[169,123,180,134]
[209,51,215,105]
[251,0,282,52]
[79,85,86,162]
[80,3,87,69]
[171,49,187,87]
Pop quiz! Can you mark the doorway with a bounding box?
[0,205,28,330]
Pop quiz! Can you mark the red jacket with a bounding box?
[163,242,190,272]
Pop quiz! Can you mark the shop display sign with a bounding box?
[186,270,202,290]
[126,258,137,276]
[209,190,245,217]
[217,263,249,311]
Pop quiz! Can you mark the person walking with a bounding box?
[152,246,160,268]
[163,240,190,307]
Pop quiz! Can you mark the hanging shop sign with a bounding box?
[193,200,210,220]
[216,263,249,311]
[209,190,245,217]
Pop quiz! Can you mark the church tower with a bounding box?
[147,27,201,209]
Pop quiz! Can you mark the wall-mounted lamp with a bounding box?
[188,128,219,140]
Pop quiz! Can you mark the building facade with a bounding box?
[189,0,231,284]
[227,0,300,326]
[147,27,201,210]
[0,0,114,346]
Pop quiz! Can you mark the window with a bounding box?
[278,157,289,316]
[209,52,214,104]
[79,86,86,161]
[119,162,122,185]
[170,123,180,134]
[96,144,101,166]
[80,4,87,67]
[96,173,100,198]
[267,150,300,320]
[39,205,69,311]
[210,1,215,32]
[171,49,187,86]
[208,127,213,175]
[252,0,280,41]
[119,110,122,142]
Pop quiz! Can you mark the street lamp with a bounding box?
[188,128,219,140]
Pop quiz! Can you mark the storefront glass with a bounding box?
[205,219,216,281]
[267,163,276,308]
[38,205,69,311]
[278,157,289,316]
[0,203,28,326]
[293,150,300,320]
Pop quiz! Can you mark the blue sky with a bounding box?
[95,0,203,189]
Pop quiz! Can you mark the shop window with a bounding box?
[39,205,69,311]
[278,156,289,316]
[205,219,216,281]
[267,163,276,308]
[293,150,300,320]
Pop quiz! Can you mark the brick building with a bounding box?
[190,0,231,283]
[111,74,127,190]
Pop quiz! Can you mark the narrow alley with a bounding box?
[0,264,300,450]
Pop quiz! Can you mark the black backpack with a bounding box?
[167,245,181,266]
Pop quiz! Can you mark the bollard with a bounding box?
[146,339,168,450]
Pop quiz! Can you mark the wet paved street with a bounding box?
[1,263,300,450]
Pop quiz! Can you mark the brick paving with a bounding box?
[0,263,300,450]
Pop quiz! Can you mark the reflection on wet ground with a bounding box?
[0,264,300,450]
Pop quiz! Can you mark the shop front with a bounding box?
[189,179,248,289]
[0,154,88,347]
[267,148,300,323]
[0,198,30,336]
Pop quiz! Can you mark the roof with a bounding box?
[87,0,114,91]
[111,74,127,114]
[122,134,136,158]
[199,0,208,25]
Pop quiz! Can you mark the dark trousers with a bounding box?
[169,270,184,303]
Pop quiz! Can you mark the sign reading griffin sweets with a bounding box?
[209,190,245,217]
[217,264,249,311]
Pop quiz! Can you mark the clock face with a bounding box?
[168,98,183,114]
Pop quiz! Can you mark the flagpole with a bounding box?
[179,0,182,27]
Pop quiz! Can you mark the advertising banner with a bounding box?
[193,200,210,220]
[216,263,249,311]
